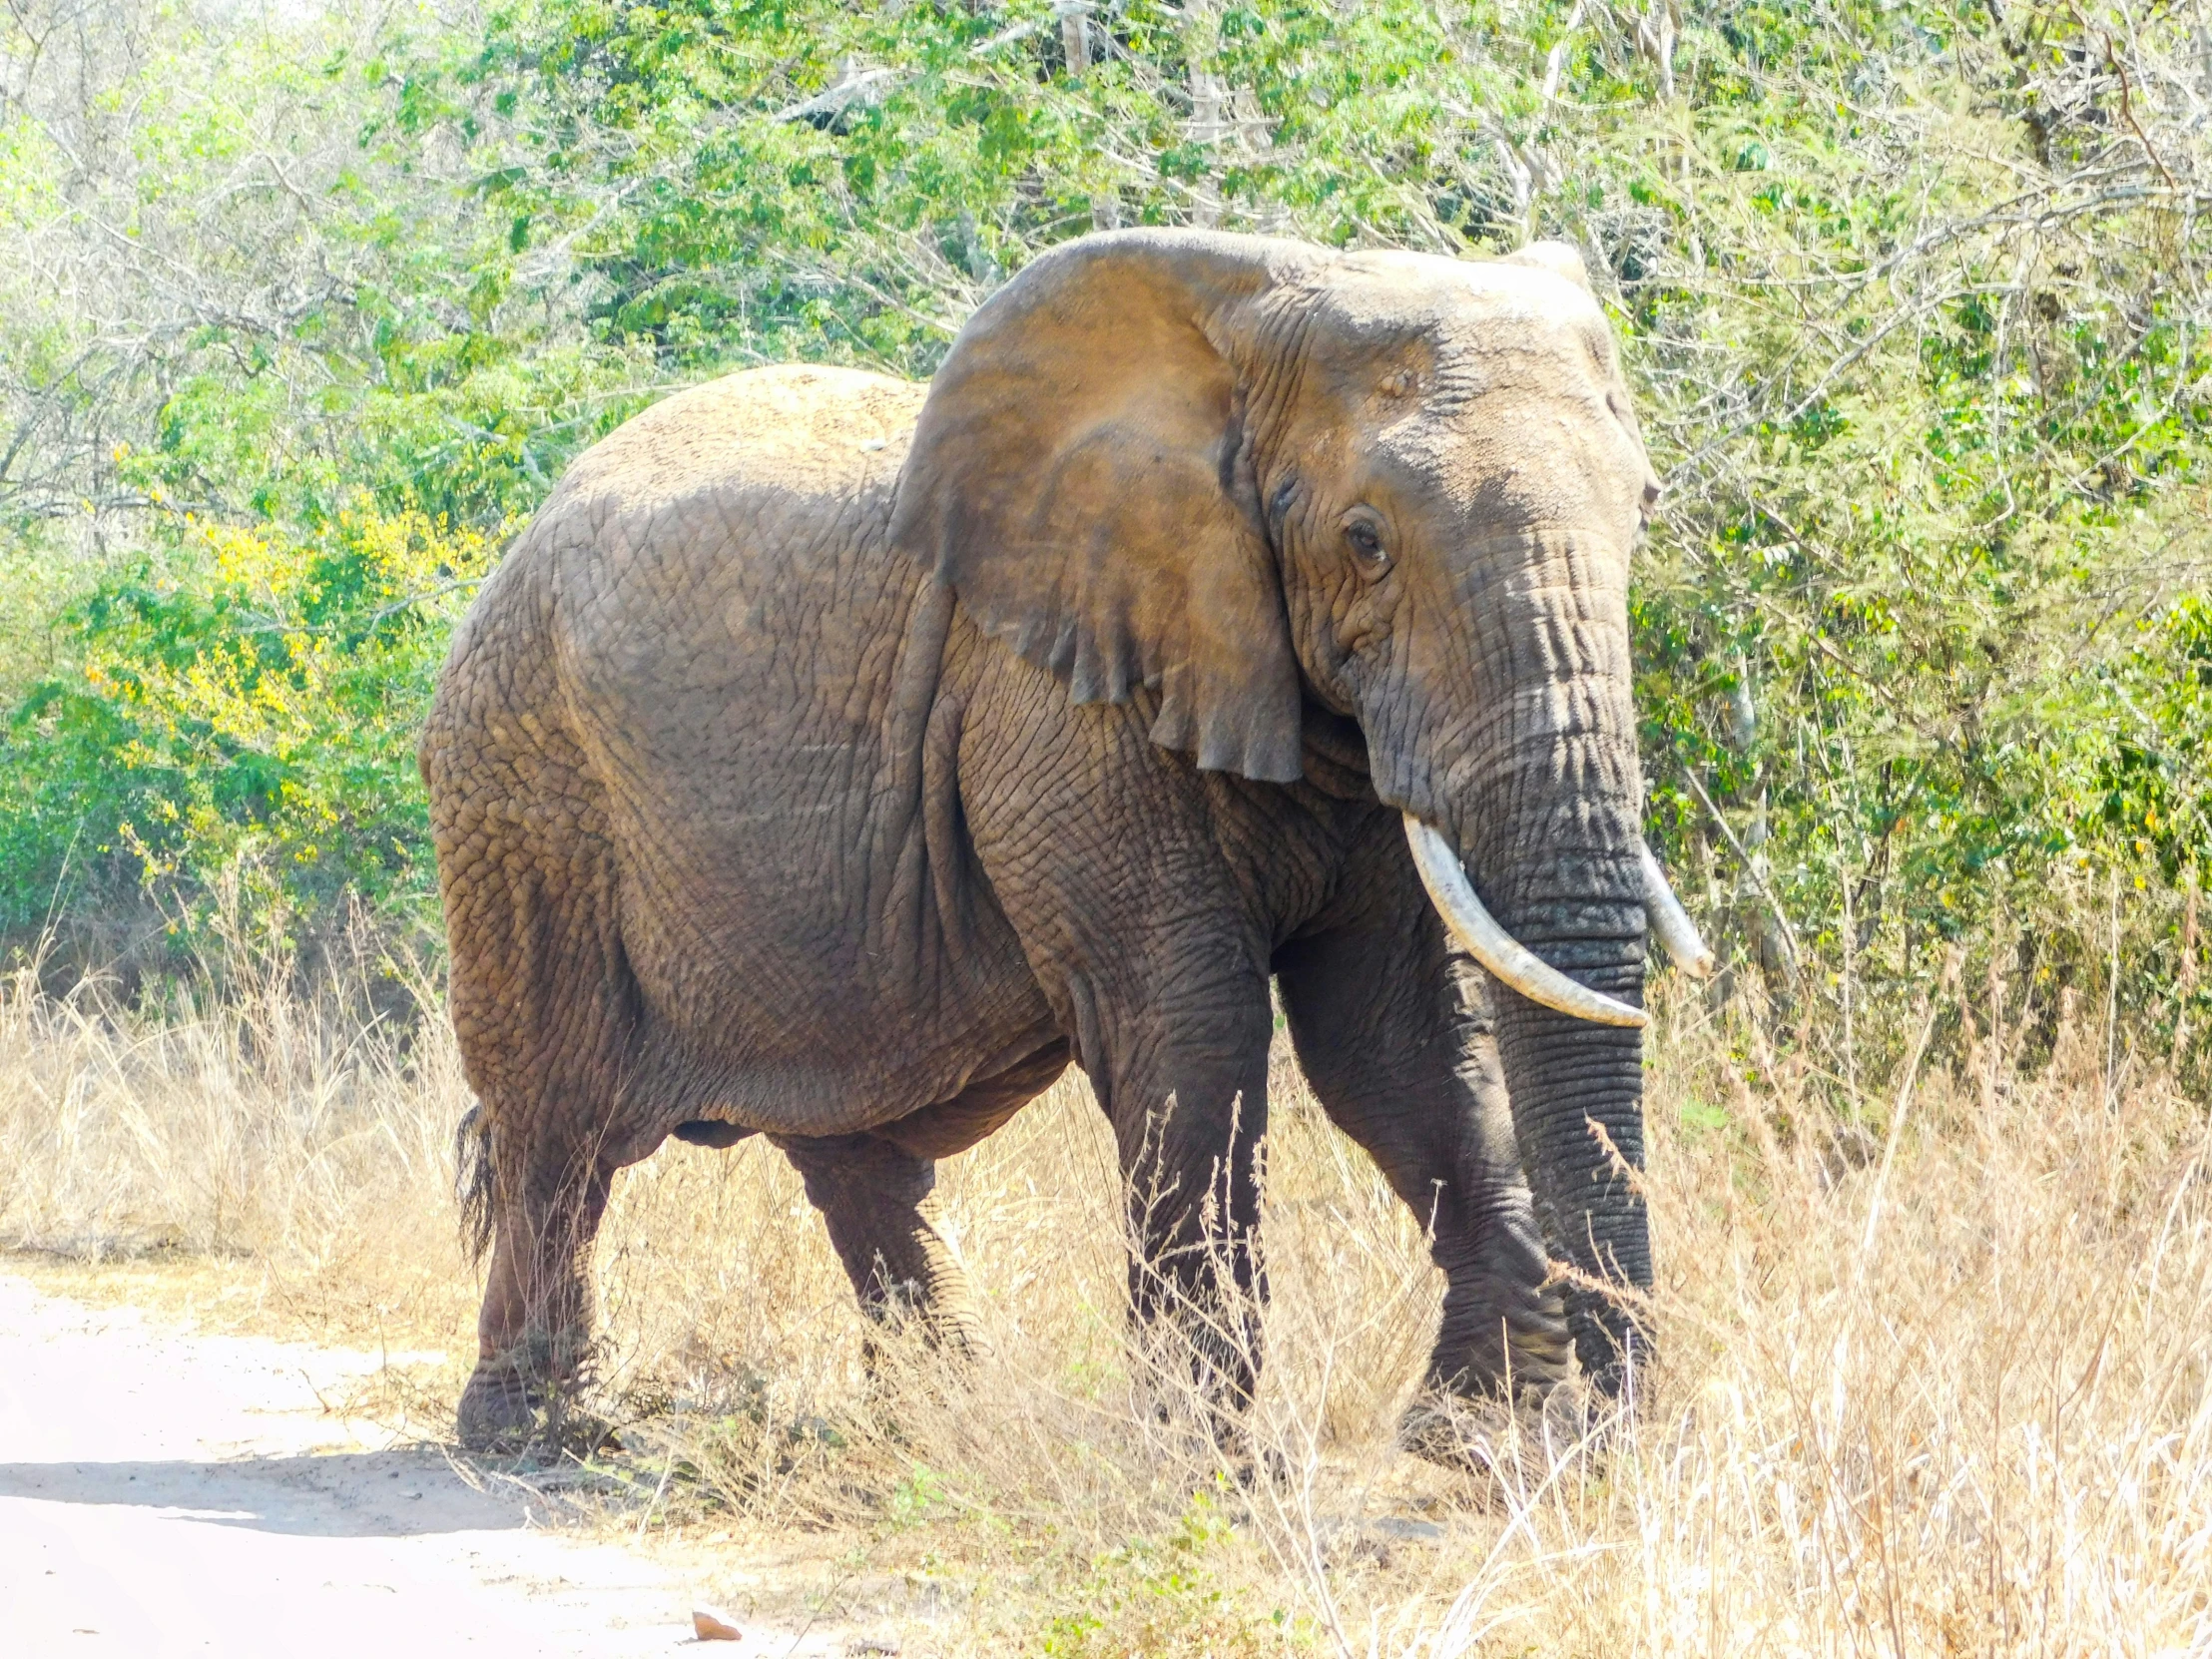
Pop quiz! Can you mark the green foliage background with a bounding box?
[5,0,2210,1075]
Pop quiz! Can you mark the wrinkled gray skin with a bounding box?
[421,230,1662,1452]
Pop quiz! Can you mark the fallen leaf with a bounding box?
[693,1606,743,1642]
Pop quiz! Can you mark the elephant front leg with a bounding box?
[1412,1031,1571,1398]
[1086,970,1275,1438]
[459,1124,617,1452]
[775,1132,987,1360]
[1275,854,1570,1436]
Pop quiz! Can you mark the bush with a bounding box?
[0,505,496,935]
[4,0,2211,1066]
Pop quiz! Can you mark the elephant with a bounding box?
[419,228,1712,1453]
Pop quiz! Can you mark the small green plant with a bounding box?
[1678,1095,1731,1135]
[886,1462,947,1530]
[1037,1489,1299,1658]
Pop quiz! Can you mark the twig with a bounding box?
[1858,980,1943,1263]
[232,577,486,639]
[772,63,902,124]
[2105,866,2122,1111]
[1673,759,1803,977]
[2082,6,2178,192]
[1540,0,1588,105]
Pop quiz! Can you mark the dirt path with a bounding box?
[0,1275,842,1658]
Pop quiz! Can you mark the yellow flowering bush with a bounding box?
[3,506,499,928]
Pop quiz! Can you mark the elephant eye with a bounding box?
[1343,516,1389,573]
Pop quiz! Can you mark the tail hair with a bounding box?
[455,1103,495,1264]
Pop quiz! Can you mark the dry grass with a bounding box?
[2,931,2208,1656]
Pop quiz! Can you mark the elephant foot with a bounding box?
[1228,1438,1293,1493]
[456,1332,619,1457]
[858,1284,990,1369]
[456,1363,542,1453]
[1396,1380,1607,1485]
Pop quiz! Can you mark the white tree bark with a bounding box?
[1185,0,1225,227]
[1055,0,1092,79]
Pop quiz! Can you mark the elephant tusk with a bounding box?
[1641,844,1716,979]
[1402,817,1649,1029]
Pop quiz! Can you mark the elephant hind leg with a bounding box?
[460,1127,620,1450]
[452,977,647,1451]
[454,1000,645,1451]
[774,1132,986,1359]
[426,683,647,1450]
[775,1042,1068,1362]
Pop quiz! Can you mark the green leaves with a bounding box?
[5,0,2211,1033]
[0,508,495,930]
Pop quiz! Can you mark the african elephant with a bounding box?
[420,228,1711,1452]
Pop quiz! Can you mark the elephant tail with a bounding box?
[454,1103,495,1264]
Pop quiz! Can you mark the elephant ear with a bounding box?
[890,230,1316,785]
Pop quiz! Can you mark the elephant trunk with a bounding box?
[1367,520,1661,1392]
[1494,979,1650,1391]
[1406,820,1709,1013]
[1451,775,1649,1385]
[1441,541,1653,1392]
[1478,826,1650,1392]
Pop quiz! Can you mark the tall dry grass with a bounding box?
[1,925,2207,1656]
[0,907,478,1344]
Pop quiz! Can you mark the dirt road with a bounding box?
[0,1275,833,1658]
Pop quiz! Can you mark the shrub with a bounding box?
[0,505,496,936]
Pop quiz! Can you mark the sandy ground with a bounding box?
[0,1275,866,1658]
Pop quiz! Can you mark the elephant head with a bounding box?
[891,229,1707,1392]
